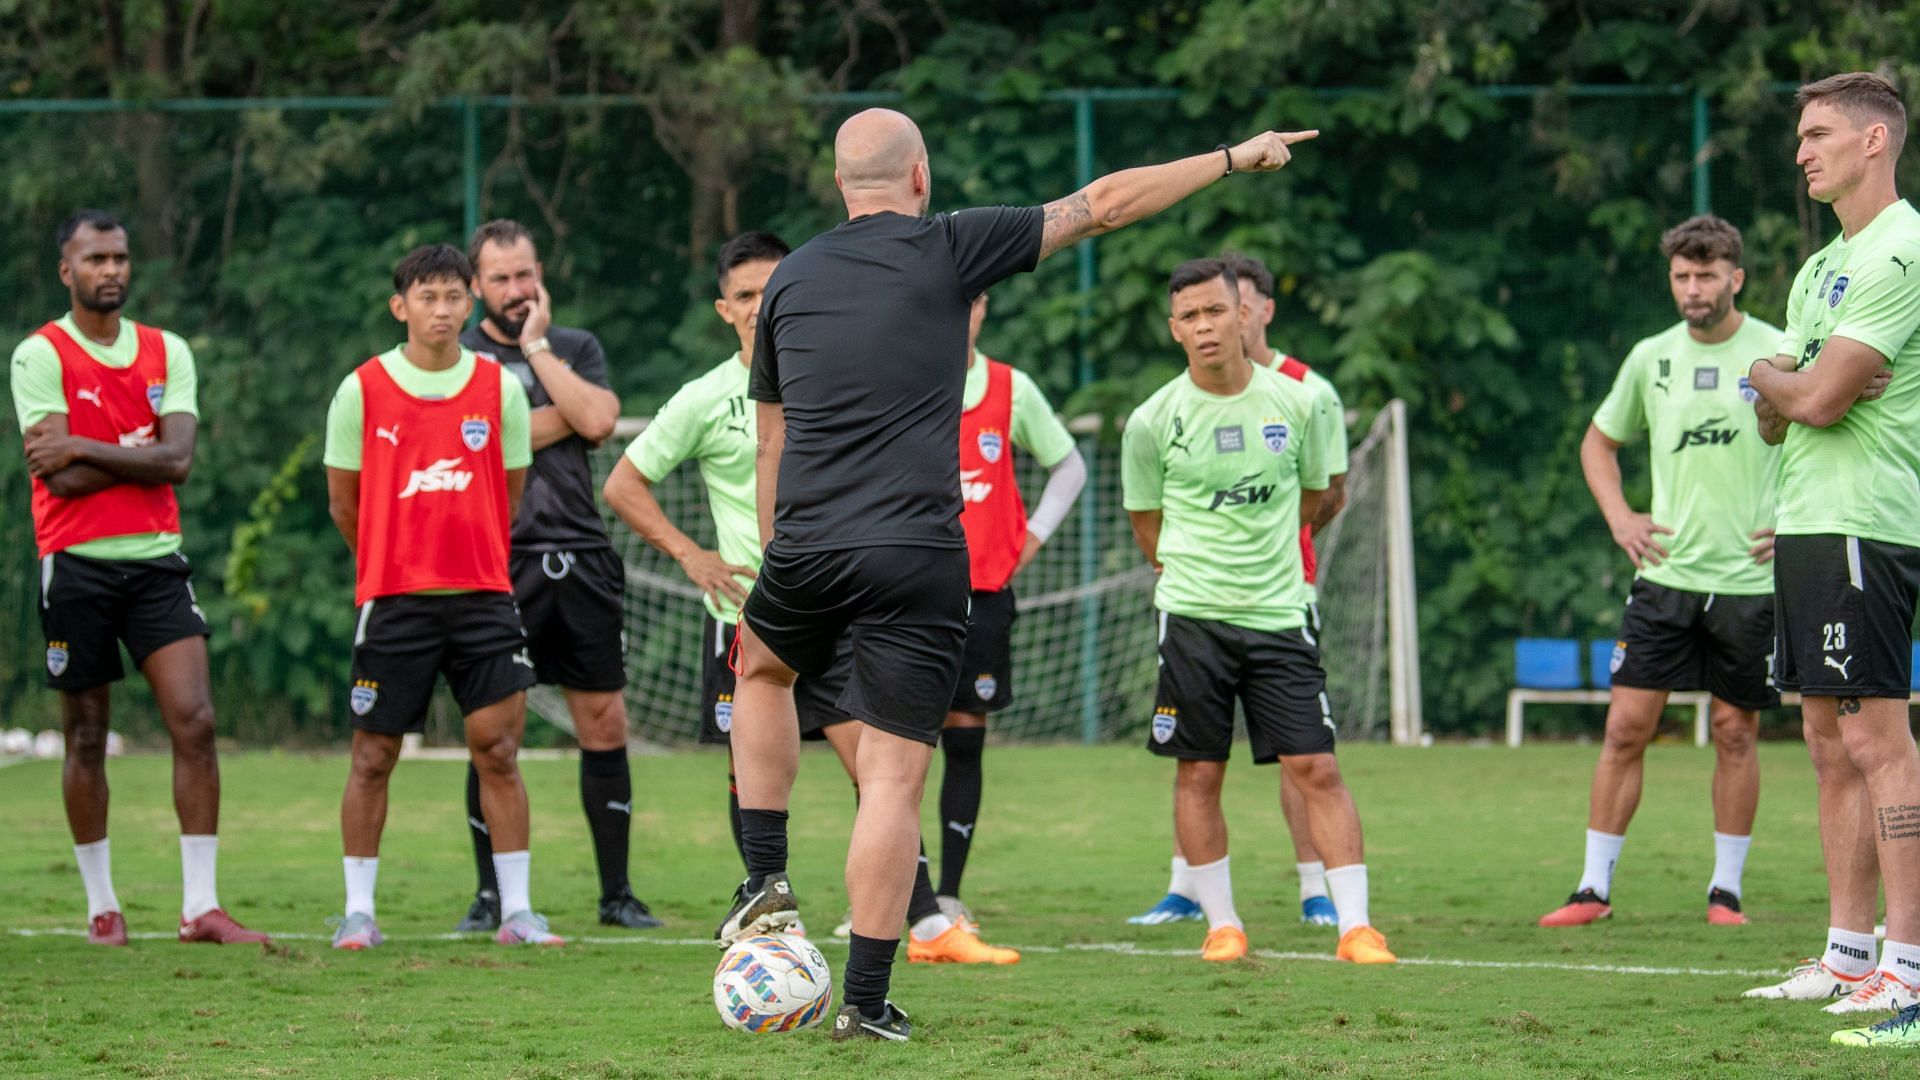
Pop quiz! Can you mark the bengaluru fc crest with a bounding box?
[46,642,69,677]
[460,416,491,451]
[1262,421,1289,454]
[1151,707,1178,744]
[146,380,166,412]
[1609,641,1627,675]
[977,429,1004,464]
[1829,274,1850,308]
[715,695,734,734]
[973,675,998,701]
[350,679,379,716]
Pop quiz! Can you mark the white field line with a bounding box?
[0,927,1785,978]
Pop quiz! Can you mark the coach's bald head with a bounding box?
[834,109,931,217]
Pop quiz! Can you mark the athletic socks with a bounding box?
[1708,831,1751,899]
[579,747,632,901]
[1325,863,1371,936]
[493,850,532,917]
[1297,860,1329,903]
[343,856,379,918]
[738,808,789,891]
[1187,855,1242,931]
[907,840,945,930]
[465,763,499,895]
[1168,855,1196,900]
[726,768,747,868]
[1825,926,1878,979]
[1578,829,1624,900]
[937,727,985,897]
[1881,939,1920,986]
[179,835,220,920]
[844,933,900,1021]
[73,838,119,918]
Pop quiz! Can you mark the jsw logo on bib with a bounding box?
[398,457,475,499]
[117,422,156,449]
[960,468,994,504]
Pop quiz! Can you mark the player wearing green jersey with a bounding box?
[1122,258,1392,966]
[12,209,267,947]
[1537,215,1783,932]
[1739,75,1920,1046]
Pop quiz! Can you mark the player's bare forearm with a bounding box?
[24,413,196,486]
[1578,424,1634,524]
[1309,473,1347,535]
[1749,341,1883,427]
[1127,510,1163,571]
[1299,487,1325,528]
[1037,130,1319,261]
[326,467,360,554]
[506,468,527,521]
[528,406,574,452]
[1754,398,1789,446]
[755,401,785,551]
[527,352,619,445]
[605,457,699,562]
[39,462,121,498]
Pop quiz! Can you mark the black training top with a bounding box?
[748,207,1044,552]
[460,324,613,552]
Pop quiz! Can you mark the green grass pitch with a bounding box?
[0,742,1910,1077]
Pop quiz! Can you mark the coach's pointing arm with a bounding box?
[1035,131,1319,261]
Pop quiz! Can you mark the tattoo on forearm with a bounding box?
[1040,192,1094,259]
[1878,804,1920,842]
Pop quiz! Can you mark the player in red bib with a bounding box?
[931,292,1084,937]
[12,209,267,947]
[322,244,557,948]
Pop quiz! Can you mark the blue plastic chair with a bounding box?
[1515,638,1582,690]
[1910,643,1920,692]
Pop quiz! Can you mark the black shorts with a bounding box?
[1147,612,1336,763]
[1610,578,1778,710]
[1773,534,1920,699]
[950,587,1017,714]
[742,543,969,746]
[38,551,210,691]
[511,547,627,692]
[347,592,537,735]
[696,612,854,744]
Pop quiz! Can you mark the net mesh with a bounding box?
[533,407,1398,746]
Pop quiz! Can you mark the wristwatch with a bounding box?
[523,335,553,358]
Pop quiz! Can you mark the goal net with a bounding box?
[531,401,1421,747]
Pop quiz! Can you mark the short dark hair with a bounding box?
[468,218,536,274]
[1797,71,1908,156]
[56,209,124,255]
[1659,214,1743,266]
[1168,257,1238,298]
[1219,251,1274,298]
[393,244,473,295]
[716,231,790,292]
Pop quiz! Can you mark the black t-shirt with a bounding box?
[749,207,1044,552]
[460,324,613,552]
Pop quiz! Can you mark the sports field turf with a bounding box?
[1,741,1911,1077]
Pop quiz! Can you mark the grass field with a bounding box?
[1,740,1911,1077]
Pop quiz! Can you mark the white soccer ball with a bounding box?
[713,933,834,1032]
[105,731,125,758]
[1,728,30,756]
[33,729,64,759]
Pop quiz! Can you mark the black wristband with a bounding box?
[1216,143,1233,175]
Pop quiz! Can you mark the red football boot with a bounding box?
[179,908,270,944]
[88,911,128,946]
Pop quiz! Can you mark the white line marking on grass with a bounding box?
[0,927,1785,977]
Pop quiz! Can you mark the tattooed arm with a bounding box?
[1037,130,1321,261]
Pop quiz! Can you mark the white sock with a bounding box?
[1577,829,1625,899]
[1708,832,1751,899]
[1825,926,1878,979]
[1168,855,1194,900]
[1297,860,1329,902]
[1324,863,1371,936]
[343,856,379,919]
[1187,855,1241,931]
[493,850,532,918]
[910,913,955,941]
[180,835,220,920]
[1881,939,1920,987]
[73,839,120,919]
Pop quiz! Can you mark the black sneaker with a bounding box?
[830,1000,912,1042]
[455,889,501,933]
[714,872,799,947]
[599,889,664,929]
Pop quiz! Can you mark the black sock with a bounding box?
[579,747,632,901]
[938,727,985,897]
[727,769,747,869]
[738,808,789,891]
[466,762,498,895]
[844,933,899,1021]
[907,837,942,926]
